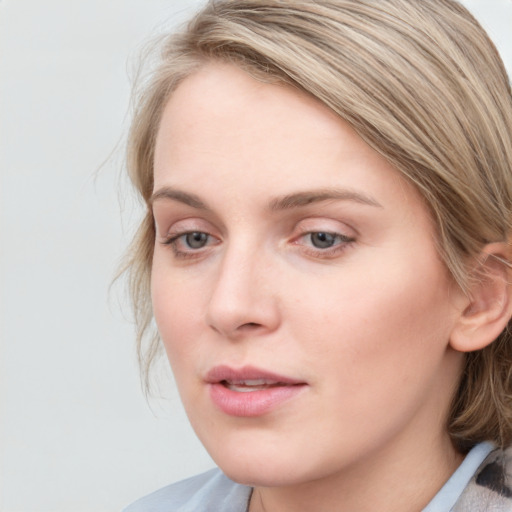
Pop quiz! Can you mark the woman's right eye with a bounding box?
[162,231,219,258]
[181,232,210,249]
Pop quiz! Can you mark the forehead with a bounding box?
[154,62,346,168]
[153,62,421,217]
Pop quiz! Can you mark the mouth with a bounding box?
[220,379,294,392]
[205,365,305,387]
[205,365,307,417]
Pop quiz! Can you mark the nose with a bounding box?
[205,243,280,340]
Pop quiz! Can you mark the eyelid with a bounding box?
[292,217,357,238]
[154,215,216,239]
[289,218,357,258]
[152,203,224,238]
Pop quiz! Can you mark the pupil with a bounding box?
[186,232,207,248]
[311,232,335,249]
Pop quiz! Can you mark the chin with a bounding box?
[201,437,290,485]
[206,438,337,488]
[219,461,306,488]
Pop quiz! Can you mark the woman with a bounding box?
[123,0,512,510]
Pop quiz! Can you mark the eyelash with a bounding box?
[161,230,355,260]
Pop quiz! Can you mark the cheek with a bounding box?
[278,257,460,452]
[151,259,206,369]
[286,250,457,386]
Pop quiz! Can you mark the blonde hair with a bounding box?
[125,0,512,450]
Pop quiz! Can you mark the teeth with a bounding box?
[223,379,281,392]
[228,385,267,392]
[238,379,271,386]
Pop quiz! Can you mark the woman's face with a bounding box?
[151,63,465,486]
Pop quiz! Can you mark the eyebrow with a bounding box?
[269,188,383,210]
[150,187,209,210]
[150,186,382,211]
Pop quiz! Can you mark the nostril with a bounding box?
[241,322,261,330]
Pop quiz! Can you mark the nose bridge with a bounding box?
[206,235,279,337]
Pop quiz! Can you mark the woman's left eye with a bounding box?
[296,231,355,255]
[308,232,341,249]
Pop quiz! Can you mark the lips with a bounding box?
[205,365,307,417]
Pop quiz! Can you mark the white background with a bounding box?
[1,1,511,510]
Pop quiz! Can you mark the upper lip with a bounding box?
[205,365,305,385]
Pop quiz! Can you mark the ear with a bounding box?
[450,242,512,353]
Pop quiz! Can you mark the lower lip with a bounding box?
[208,383,306,417]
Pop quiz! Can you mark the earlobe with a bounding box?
[450,242,512,353]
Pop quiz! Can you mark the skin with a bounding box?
[151,63,468,512]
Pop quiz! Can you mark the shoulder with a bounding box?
[122,468,252,512]
[453,445,512,511]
